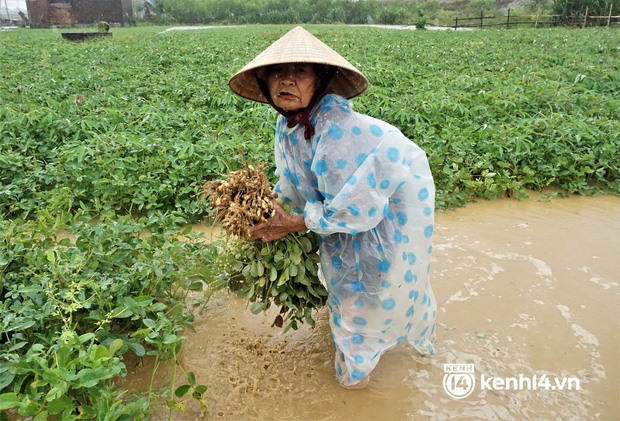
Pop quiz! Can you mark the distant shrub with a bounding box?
[416,15,429,28]
[378,5,413,24]
[553,0,619,20]
[328,6,347,23]
[154,12,176,25]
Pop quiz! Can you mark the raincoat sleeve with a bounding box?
[303,111,427,236]
[272,116,303,210]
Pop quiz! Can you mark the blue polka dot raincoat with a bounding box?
[273,94,436,386]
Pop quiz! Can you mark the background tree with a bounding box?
[553,0,619,19]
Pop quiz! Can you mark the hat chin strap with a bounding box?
[255,67,337,141]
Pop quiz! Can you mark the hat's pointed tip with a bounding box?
[287,25,311,36]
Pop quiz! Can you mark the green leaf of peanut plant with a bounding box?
[174,385,191,398]
[250,302,265,314]
[187,372,196,386]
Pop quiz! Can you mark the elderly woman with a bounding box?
[229,26,436,389]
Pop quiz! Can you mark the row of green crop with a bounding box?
[1,26,618,218]
[0,29,274,220]
[349,28,619,206]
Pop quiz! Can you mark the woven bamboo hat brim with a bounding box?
[229,26,368,103]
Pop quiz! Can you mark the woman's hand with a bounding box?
[249,199,307,242]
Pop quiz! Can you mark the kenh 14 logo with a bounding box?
[443,364,476,399]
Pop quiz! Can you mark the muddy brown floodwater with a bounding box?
[120,193,619,421]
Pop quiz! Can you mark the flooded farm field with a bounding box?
[121,193,619,421]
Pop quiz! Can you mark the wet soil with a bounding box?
[120,192,620,420]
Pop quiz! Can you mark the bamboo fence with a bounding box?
[451,4,619,29]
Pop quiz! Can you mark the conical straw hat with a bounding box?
[229,26,368,103]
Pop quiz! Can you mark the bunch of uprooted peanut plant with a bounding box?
[197,163,273,240]
[197,164,328,332]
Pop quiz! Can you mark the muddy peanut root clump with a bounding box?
[198,164,273,240]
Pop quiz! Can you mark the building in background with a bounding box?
[26,0,133,28]
[132,0,154,21]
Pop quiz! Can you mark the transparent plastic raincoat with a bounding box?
[274,94,436,386]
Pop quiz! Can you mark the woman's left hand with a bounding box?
[249,199,307,242]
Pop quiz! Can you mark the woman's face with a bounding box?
[267,63,317,112]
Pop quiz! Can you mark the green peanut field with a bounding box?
[0,25,618,419]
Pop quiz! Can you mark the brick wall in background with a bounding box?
[48,3,73,26]
[25,0,47,27]
[72,0,122,25]
[25,0,132,28]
